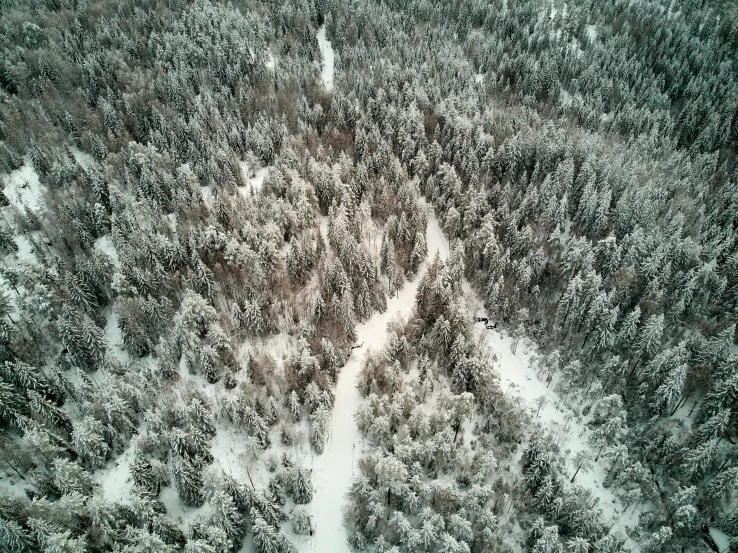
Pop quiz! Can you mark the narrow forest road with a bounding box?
[310,213,449,553]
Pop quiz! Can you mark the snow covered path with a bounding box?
[463,279,639,547]
[310,213,448,552]
[316,25,334,91]
[429,214,637,547]
[473,320,640,549]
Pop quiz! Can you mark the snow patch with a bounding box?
[2,163,46,215]
[710,528,730,553]
[469,295,640,549]
[585,24,597,42]
[200,186,213,209]
[94,442,135,503]
[318,215,329,245]
[475,73,485,85]
[266,50,276,70]
[238,162,268,196]
[70,147,94,169]
[13,235,36,263]
[94,234,120,268]
[160,485,213,527]
[316,25,335,91]
[0,471,29,501]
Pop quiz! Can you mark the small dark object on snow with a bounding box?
[350,342,364,350]
[474,317,488,324]
[485,323,498,330]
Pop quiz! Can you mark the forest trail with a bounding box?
[316,25,334,91]
[310,212,449,552]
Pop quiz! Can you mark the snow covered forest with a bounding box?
[0,0,737,551]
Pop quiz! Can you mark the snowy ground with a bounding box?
[94,442,135,503]
[238,162,268,196]
[2,163,46,215]
[266,50,276,71]
[472,319,640,549]
[585,24,597,42]
[710,527,730,553]
[316,25,334,92]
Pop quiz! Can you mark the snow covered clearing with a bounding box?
[473,319,640,549]
[475,72,485,85]
[238,162,268,195]
[160,484,213,528]
[1,164,44,281]
[13,234,36,263]
[93,442,135,503]
[94,234,121,267]
[200,185,213,208]
[710,527,731,553]
[71,147,94,169]
[2,163,46,215]
[316,25,335,91]
[266,50,276,70]
[586,24,598,42]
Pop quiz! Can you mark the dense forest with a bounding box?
[0,0,737,552]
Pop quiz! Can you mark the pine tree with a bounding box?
[566,536,590,553]
[51,458,95,496]
[57,307,115,372]
[291,466,313,504]
[252,515,280,553]
[636,314,665,359]
[71,416,110,469]
[208,491,244,548]
[375,454,408,508]
[0,517,35,553]
[310,405,330,454]
[171,454,204,507]
[291,508,312,535]
[570,450,593,483]
[681,439,718,481]
[532,525,562,553]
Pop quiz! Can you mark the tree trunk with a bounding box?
[688,400,699,417]
[627,356,640,377]
[670,394,690,416]
[606,451,623,481]
[581,330,591,350]
[595,441,606,462]
[707,451,735,481]
[1,458,27,481]
[570,465,581,482]
[585,377,594,397]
